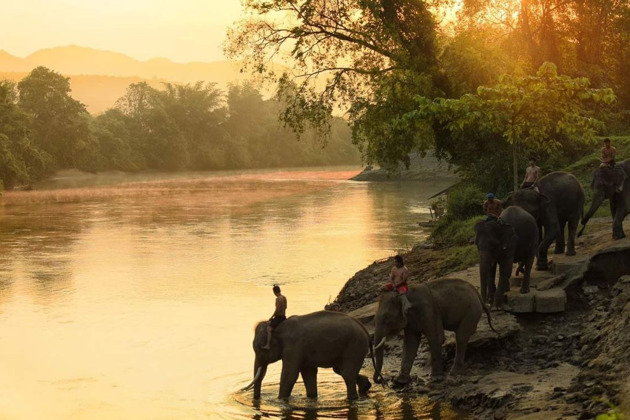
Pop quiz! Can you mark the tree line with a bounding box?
[227,0,630,195]
[0,66,360,189]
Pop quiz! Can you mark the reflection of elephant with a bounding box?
[510,171,585,270]
[372,278,496,384]
[244,311,375,400]
[474,206,538,307]
[580,159,630,240]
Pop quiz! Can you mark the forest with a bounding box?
[226,0,630,194]
[0,66,360,189]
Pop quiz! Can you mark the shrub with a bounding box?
[445,184,486,221]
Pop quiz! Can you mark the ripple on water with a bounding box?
[226,377,465,420]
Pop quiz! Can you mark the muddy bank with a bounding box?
[327,219,630,419]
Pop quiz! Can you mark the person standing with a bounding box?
[521,158,541,188]
[483,193,502,221]
[262,285,287,350]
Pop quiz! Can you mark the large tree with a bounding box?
[226,0,445,168]
[17,67,90,169]
[416,62,616,191]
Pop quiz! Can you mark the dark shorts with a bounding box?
[269,315,286,329]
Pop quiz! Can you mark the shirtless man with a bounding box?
[601,138,617,168]
[263,285,287,350]
[381,255,411,316]
[521,158,541,189]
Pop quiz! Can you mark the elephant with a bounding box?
[372,278,496,384]
[243,310,376,400]
[509,171,585,270]
[580,159,630,240]
[474,206,539,307]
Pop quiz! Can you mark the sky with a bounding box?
[0,0,245,63]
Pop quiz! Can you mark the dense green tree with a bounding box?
[17,67,90,169]
[0,81,50,188]
[416,63,616,191]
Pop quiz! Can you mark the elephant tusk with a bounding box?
[374,337,386,350]
[241,367,262,391]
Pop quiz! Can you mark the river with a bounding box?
[0,167,461,419]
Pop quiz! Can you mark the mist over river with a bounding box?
[0,167,460,419]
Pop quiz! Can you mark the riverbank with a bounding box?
[328,218,630,419]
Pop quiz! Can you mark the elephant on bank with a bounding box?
[510,171,585,270]
[580,159,630,240]
[243,310,375,400]
[474,206,539,307]
[372,278,496,384]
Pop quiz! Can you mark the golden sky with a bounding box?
[0,0,244,62]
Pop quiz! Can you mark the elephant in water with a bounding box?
[580,158,630,240]
[474,206,539,307]
[243,310,376,400]
[509,171,585,270]
[372,278,497,384]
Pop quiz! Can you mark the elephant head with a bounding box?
[581,168,624,231]
[243,321,281,399]
[510,188,553,223]
[372,292,407,383]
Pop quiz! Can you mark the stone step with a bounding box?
[503,287,567,313]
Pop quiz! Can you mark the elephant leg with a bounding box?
[278,363,300,399]
[397,332,422,384]
[566,216,578,256]
[537,222,558,271]
[520,255,535,294]
[493,258,513,308]
[357,374,371,394]
[612,197,627,239]
[450,317,478,375]
[339,367,359,400]
[555,221,566,254]
[301,366,318,398]
[488,262,497,304]
[426,322,445,379]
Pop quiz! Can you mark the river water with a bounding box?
[0,167,460,419]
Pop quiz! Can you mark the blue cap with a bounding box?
[487,193,495,199]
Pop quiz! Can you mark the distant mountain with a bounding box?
[0,45,281,114]
[0,45,252,85]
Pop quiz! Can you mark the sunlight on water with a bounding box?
[0,167,457,419]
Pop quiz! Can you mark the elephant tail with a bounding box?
[476,288,499,334]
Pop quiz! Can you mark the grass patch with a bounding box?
[438,245,478,276]
[430,215,483,248]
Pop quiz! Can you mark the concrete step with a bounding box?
[503,287,567,313]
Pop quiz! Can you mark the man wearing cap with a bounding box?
[483,193,502,221]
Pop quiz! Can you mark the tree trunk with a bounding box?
[513,144,519,191]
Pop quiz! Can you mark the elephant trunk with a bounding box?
[373,329,385,384]
[581,191,606,230]
[252,360,268,399]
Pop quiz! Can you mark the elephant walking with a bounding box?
[244,310,376,400]
[580,159,630,240]
[372,278,496,384]
[510,171,585,270]
[474,206,539,307]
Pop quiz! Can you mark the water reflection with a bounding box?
[0,168,456,419]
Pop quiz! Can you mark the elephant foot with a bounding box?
[357,376,371,394]
[566,249,576,256]
[449,365,464,376]
[536,261,549,271]
[346,393,359,401]
[520,286,530,294]
[554,246,565,255]
[429,374,445,383]
[306,393,318,399]
[613,232,626,240]
[394,373,412,385]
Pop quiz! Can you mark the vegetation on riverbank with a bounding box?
[0,68,360,190]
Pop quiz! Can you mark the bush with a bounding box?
[445,184,486,221]
[430,215,482,248]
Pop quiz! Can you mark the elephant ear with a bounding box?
[500,223,517,250]
[539,193,552,207]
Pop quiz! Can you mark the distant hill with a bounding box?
[0,45,276,114]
